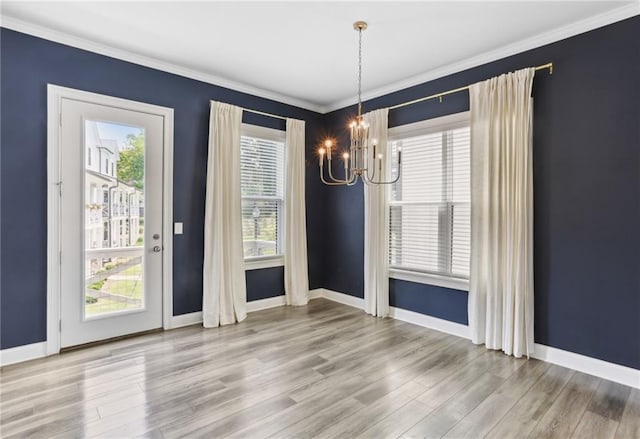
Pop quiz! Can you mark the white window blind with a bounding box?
[240,127,285,260]
[389,115,470,279]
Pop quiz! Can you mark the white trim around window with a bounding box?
[245,255,285,271]
[388,111,470,142]
[241,123,286,143]
[389,268,469,291]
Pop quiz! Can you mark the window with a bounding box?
[87,147,92,166]
[90,184,98,204]
[240,124,285,267]
[389,112,470,289]
[102,190,109,217]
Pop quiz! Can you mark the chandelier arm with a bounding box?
[345,168,359,186]
[326,161,341,182]
[321,175,349,186]
[371,173,401,185]
[327,159,350,183]
[365,168,380,184]
[320,162,349,185]
[327,159,355,184]
[363,154,402,185]
[365,159,376,182]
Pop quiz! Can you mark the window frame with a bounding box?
[387,111,470,291]
[240,123,286,271]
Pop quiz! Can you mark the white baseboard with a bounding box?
[316,288,640,389]
[246,295,286,312]
[170,294,290,329]
[169,311,204,329]
[532,343,640,389]
[2,293,305,366]
[315,288,365,309]
[311,288,469,340]
[0,341,48,367]
[389,306,471,340]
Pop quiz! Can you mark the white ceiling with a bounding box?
[1,1,637,112]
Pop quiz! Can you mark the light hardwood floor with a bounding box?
[1,299,638,438]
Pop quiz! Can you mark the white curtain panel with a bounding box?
[202,101,247,328]
[363,108,390,317]
[284,118,310,306]
[468,68,535,358]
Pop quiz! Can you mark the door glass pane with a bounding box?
[84,120,145,318]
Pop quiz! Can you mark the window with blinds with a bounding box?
[389,113,470,280]
[240,126,285,260]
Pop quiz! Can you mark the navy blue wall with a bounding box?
[246,267,286,302]
[0,28,326,350]
[2,18,639,370]
[323,17,640,369]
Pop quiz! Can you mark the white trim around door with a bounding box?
[47,84,174,355]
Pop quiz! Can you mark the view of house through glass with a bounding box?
[84,120,146,317]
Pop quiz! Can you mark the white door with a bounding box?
[59,98,164,348]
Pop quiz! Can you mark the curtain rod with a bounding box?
[218,62,552,119]
[209,100,290,121]
[388,62,553,111]
[243,107,288,121]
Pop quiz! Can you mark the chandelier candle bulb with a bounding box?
[343,153,349,177]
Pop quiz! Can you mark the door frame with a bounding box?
[46,84,174,355]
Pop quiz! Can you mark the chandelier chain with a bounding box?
[357,27,362,118]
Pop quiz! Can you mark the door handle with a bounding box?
[152,246,162,253]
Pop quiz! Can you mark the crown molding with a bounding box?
[0,15,325,114]
[325,2,640,113]
[2,3,638,115]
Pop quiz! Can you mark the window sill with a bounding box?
[389,268,469,292]
[245,256,284,271]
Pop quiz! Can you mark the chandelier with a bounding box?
[319,21,401,186]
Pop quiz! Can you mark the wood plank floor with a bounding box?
[1,299,638,438]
